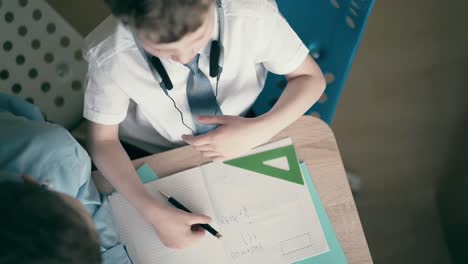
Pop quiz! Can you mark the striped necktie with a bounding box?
[185,54,223,135]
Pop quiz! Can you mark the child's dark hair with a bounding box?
[104,0,212,43]
[0,182,101,264]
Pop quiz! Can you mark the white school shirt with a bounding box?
[83,0,309,153]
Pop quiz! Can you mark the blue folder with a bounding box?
[296,163,347,264]
[136,163,347,263]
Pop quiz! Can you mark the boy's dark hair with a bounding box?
[0,182,101,264]
[104,0,212,43]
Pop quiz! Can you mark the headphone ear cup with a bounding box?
[209,41,221,78]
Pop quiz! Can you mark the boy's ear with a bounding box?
[22,175,38,185]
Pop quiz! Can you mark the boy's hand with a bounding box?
[182,115,274,161]
[143,204,212,249]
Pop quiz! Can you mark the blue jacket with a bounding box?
[0,93,132,264]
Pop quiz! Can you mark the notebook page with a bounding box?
[108,166,226,264]
[201,144,329,263]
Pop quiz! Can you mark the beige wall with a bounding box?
[46,0,110,37]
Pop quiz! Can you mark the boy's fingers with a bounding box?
[197,115,229,125]
[202,151,219,158]
[195,145,214,152]
[212,156,226,162]
[188,213,212,225]
[181,134,195,144]
[182,134,212,146]
[191,134,212,146]
[191,226,206,238]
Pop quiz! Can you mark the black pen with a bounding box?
[159,191,222,239]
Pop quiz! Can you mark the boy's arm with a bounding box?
[182,5,325,160]
[87,122,156,213]
[182,55,325,161]
[258,55,326,134]
[87,122,212,249]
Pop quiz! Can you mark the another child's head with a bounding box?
[105,0,215,64]
[0,181,101,264]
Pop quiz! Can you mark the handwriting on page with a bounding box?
[217,205,253,225]
[216,205,267,261]
[229,231,265,261]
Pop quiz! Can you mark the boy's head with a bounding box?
[105,0,216,64]
[0,181,101,264]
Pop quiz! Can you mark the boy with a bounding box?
[84,0,325,249]
[0,93,135,263]
[0,181,101,264]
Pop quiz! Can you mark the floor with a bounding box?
[332,0,468,263]
[47,0,468,263]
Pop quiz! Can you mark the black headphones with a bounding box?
[146,39,221,91]
[134,0,224,92]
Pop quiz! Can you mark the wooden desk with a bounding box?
[92,116,373,263]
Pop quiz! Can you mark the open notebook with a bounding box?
[108,138,329,264]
